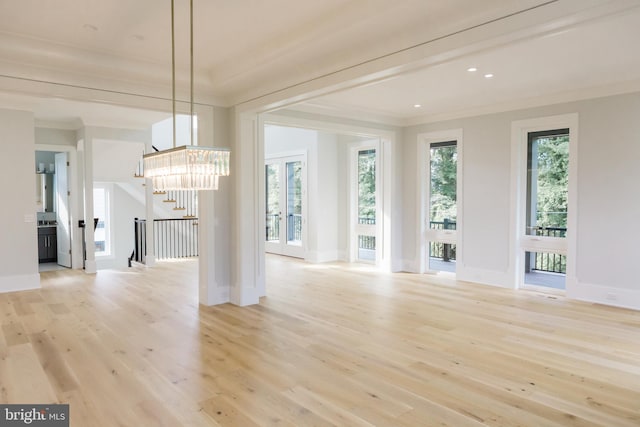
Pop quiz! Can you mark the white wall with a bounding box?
[95,183,145,270]
[93,139,144,182]
[403,91,640,309]
[35,128,76,147]
[0,108,39,292]
[315,132,339,261]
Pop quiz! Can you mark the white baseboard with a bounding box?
[0,273,40,293]
[200,284,230,306]
[391,258,404,272]
[456,265,515,289]
[568,281,640,310]
[306,250,340,263]
[400,259,419,273]
[84,260,97,274]
[229,283,260,306]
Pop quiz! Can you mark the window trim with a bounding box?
[416,129,464,275]
[510,113,578,292]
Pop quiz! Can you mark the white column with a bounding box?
[229,110,262,306]
[81,127,96,274]
[198,105,231,305]
[144,129,156,267]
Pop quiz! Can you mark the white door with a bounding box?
[265,155,305,258]
[350,144,380,263]
[55,152,71,267]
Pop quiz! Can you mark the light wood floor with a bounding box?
[1,256,639,426]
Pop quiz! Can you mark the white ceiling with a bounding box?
[302,6,640,124]
[0,1,639,127]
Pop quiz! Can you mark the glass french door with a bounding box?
[265,155,305,258]
[425,140,458,273]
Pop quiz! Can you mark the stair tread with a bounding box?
[163,199,176,203]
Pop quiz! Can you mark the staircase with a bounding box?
[134,157,198,218]
[157,190,198,218]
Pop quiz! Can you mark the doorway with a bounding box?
[35,150,72,271]
[264,154,306,258]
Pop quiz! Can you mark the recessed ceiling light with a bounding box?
[82,24,98,32]
[484,73,494,79]
[467,67,477,72]
[414,104,422,108]
[132,34,145,41]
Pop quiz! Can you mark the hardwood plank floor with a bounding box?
[1,256,639,426]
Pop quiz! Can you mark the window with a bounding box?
[428,141,457,272]
[526,129,569,238]
[357,148,376,261]
[93,185,112,257]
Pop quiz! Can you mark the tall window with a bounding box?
[93,186,111,256]
[525,128,569,287]
[357,149,376,260]
[526,129,569,237]
[429,141,457,227]
[428,141,457,271]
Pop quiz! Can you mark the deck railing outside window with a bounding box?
[428,221,567,273]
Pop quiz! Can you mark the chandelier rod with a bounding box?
[171,0,176,149]
[190,0,194,147]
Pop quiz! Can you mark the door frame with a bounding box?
[261,113,395,271]
[510,113,578,291]
[35,144,81,269]
[264,151,307,259]
[416,129,464,274]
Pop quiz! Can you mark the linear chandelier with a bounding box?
[144,0,230,191]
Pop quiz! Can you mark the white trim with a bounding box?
[569,282,640,311]
[84,259,97,274]
[263,113,396,142]
[306,250,340,263]
[416,129,464,275]
[510,113,578,291]
[0,273,40,293]
[457,267,517,289]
